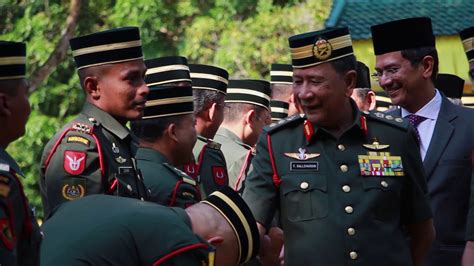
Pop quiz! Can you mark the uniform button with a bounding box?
[140,197,144,201]
[381,180,388,188]
[340,164,348,172]
[342,185,351,193]
[347,227,356,236]
[349,251,358,260]
[300,182,309,190]
[126,184,132,192]
[337,144,346,151]
[345,206,353,214]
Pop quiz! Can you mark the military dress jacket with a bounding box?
[242,110,432,266]
[214,127,254,193]
[40,103,148,217]
[41,195,215,266]
[0,149,41,266]
[388,97,474,266]
[183,135,229,197]
[136,147,200,208]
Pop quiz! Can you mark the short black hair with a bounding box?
[401,46,439,82]
[131,115,186,142]
[354,88,372,100]
[193,89,224,115]
[330,55,357,76]
[223,103,268,123]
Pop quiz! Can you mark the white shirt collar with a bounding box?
[401,89,442,120]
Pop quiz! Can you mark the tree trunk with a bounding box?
[29,0,82,93]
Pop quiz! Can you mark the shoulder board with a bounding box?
[162,163,197,186]
[362,110,409,130]
[266,113,306,134]
[206,140,221,150]
[71,120,95,135]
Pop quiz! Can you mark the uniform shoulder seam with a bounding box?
[266,114,305,134]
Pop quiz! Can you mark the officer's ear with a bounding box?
[421,55,435,80]
[208,236,224,245]
[245,109,257,127]
[367,90,376,110]
[207,102,218,122]
[83,76,101,100]
[0,92,11,117]
[344,69,357,97]
[167,122,179,142]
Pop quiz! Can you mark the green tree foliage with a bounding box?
[1,0,331,218]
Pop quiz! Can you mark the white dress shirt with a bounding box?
[401,89,442,161]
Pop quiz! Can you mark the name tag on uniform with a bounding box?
[290,161,319,171]
[118,166,133,174]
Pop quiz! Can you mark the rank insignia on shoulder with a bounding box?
[67,135,90,146]
[64,151,86,175]
[115,156,127,164]
[284,148,320,160]
[61,178,86,200]
[358,154,404,177]
[362,138,390,151]
[72,122,92,134]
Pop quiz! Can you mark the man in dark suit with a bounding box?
[371,17,474,266]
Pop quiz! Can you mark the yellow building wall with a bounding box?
[353,36,472,92]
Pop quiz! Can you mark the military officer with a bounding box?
[434,73,465,106]
[270,63,300,115]
[39,27,150,217]
[460,26,473,84]
[242,27,435,266]
[270,100,290,123]
[214,79,272,192]
[0,41,41,265]
[131,84,200,208]
[350,61,376,111]
[41,187,259,266]
[183,64,229,197]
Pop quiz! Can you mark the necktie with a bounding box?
[407,114,427,143]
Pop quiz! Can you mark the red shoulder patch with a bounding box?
[212,166,227,186]
[183,162,198,180]
[64,151,86,175]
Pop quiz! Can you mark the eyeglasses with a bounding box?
[371,66,401,82]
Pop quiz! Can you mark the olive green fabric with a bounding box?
[243,108,432,266]
[137,147,200,208]
[0,148,41,266]
[214,127,253,193]
[185,136,228,197]
[40,103,149,217]
[41,195,212,266]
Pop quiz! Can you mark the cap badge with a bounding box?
[313,38,332,60]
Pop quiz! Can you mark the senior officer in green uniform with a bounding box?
[41,187,259,266]
[131,84,200,208]
[183,64,229,197]
[39,27,150,217]
[214,80,272,192]
[0,41,42,266]
[242,27,435,266]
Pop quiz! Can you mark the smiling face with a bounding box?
[97,60,149,122]
[293,62,353,128]
[375,51,426,111]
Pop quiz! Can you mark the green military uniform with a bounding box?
[214,127,253,192]
[41,195,214,266]
[39,27,149,217]
[137,148,200,208]
[40,103,149,216]
[0,149,42,266]
[184,135,229,197]
[243,110,432,265]
[243,26,432,266]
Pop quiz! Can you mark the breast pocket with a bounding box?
[280,174,328,222]
[362,177,402,222]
